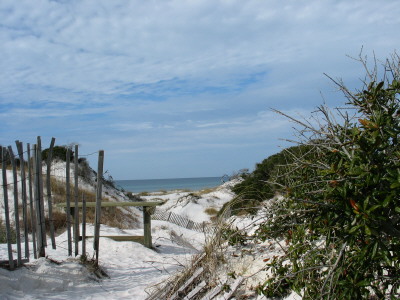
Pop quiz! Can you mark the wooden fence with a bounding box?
[58,200,163,249]
[152,209,215,234]
[1,136,232,273]
[0,137,105,269]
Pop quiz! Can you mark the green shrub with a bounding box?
[221,226,247,246]
[42,145,73,162]
[228,144,313,215]
[77,157,92,182]
[257,53,400,299]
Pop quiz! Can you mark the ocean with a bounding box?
[115,176,224,193]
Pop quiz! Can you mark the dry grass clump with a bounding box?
[84,206,139,229]
[47,210,67,233]
[21,207,66,234]
[138,191,150,196]
[49,176,139,230]
[0,216,16,243]
[195,186,218,196]
[18,205,67,234]
[50,177,97,204]
[146,212,245,299]
[204,207,218,216]
[79,254,109,279]
[139,190,169,196]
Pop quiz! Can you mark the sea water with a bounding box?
[115,177,223,193]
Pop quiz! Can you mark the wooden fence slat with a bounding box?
[33,144,43,258]
[200,285,223,300]
[2,147,14,270]
[170,267,204,300]
[220,276,244,299]
[16,141,29,260]
[94,150,104,264]
[37,137,47,250]
[145,282,172,300]
[46,137,56,249]
[151,209,213,234]
[66,148,72,256]
[56,201,163,208]
[82,194,86,256]
[74,144,79,256]
[27,143,37,259]
[171,214,179,225]
[184,281,206,300]
[8,146,22,266]
[143,207,152,248]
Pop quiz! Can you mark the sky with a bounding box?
[0,0,399,180]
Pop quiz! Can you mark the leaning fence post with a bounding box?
[66,148,72,256]
[16,141,29,260]
[94,150,104,264]
[2,147,14,270]
[46,137,56,249]
[8,146,22,266]
[27,143,37,259]
[74,145,79,256]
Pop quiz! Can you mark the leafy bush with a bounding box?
[221,226,248,246]
[257,53,400,299]
[228,144,312,215]
[42,145,73,162]
[77,157,93,182]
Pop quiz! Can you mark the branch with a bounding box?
[321,242,347,298]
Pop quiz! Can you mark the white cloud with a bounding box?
[1,0,396,99]
[112,122,154,131]
[0,0,399,178]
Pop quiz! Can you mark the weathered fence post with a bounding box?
[143,207,152,248]
[82,193,86,256]
[8,146,22,266]
[33,144,41,256]
[37,137,46,250]
[34,142,45,258]
[16,141,29,260]
[94,150,104,264]
[74,144,79,256]
[66,148,72,256]
[46,137,56,249]
[2,147,14,270]
[27,143,37,259]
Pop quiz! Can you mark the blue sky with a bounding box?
[0,0,399,180]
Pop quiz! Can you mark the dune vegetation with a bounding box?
[222,52,400,299]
